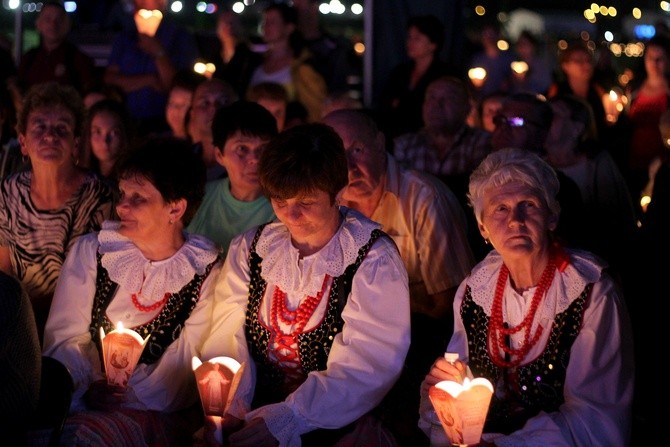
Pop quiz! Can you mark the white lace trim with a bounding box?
[246,402,303,447]
[468,249,604,318]
[98,220,219,304]
[256,207,381,296]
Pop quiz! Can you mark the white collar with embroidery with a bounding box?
[98,220,219,299]
[467,248,604,318]
[256,207,381,296]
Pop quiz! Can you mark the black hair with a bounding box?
[211,100,278,149]
[407,14,445,53]
[117,136,206,225]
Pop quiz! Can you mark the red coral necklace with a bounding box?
[271,274,331,335]
[488,254,557,368]
[131,278,170,313]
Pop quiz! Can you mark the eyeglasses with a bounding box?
[493,115,542,129]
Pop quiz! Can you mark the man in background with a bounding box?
[324,109,475,445]
[16,1,96,95]
[104,0,199,134]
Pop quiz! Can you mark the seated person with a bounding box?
[43,137,224,445]
[419,148,634,446]
[17,1,96,95]
[188,78,239,182]
[201,123,411,445]
[187,101,278,255]
[0,271,40,443]
[164,70,205,140]
[247,81,289,132]
[324,109,475,443]
[0,82,114,342]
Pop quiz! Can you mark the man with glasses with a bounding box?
[491,92,593,253]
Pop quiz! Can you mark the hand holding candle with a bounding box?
[192,356,246,445]
[429,376,494,446]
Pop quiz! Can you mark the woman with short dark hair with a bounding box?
[203,123,410,446]
[43,137,223,445]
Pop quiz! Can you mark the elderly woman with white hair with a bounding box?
[419,148,634,446]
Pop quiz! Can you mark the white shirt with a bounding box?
[202,207,411,447]
[43,221,223,413]
[418,249,635,447]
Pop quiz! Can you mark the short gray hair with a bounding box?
[468,148,561,225]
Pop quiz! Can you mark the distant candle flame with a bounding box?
[511,61,529,74]
[468,67,487,88]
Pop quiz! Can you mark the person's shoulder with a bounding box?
[69,229,102,257]
[402,167,455,195]
[563,247,609,282]
[394,130,423,146]
[1,169,29,187]
[0,270,23,313]
[82,171,115,194]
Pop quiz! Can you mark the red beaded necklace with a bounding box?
[131,292,170,312]
[488,254,557,368]
[271,274,331,334]
[268,275,331,376]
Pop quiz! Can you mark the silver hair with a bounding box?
[468,148,561,225]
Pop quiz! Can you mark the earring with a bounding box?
[168,219,174,225]
[484,238,490,245]
[22,155,29,164]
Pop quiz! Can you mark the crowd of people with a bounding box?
[0,0,664,445]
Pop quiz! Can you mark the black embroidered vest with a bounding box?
[461,282,592,434]
[89,251,220,366]
[245,223,384,408]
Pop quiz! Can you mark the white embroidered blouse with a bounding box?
[43,221,222,413]
[202,207,411,447]
[418,248,635,447]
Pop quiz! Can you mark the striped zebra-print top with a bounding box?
[0,170,114,303]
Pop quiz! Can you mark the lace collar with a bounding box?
[256,207,381,295]
[468,248,604,317]
[98,220,219,298]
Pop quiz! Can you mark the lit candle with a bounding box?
[603,88,626,124]
[510,61,528,76]
[193,61,217,79]
[99,322,149,387]
[134,9,163,37]
[468,67,487,88]
[192,356,246,445]
[429,377,494,446]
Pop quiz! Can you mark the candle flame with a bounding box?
[468,67,487,81]
[510,61,529,74]
[138,9,163,20]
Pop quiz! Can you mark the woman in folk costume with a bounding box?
[419,148,634,446]
[43,137,223,445]
[202,123,410,446]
